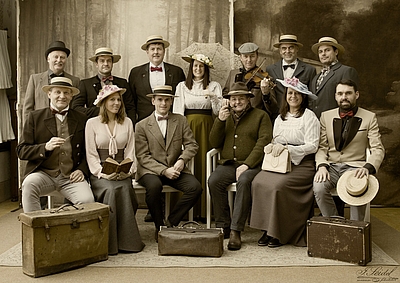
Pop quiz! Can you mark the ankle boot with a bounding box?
[227,230,241,250]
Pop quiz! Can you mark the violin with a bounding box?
[244,58,276,89]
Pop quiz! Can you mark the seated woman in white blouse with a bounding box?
[85,85,144,255]
[173,54,223,218]
[250,78,320,248]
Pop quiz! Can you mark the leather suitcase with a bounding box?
[158,221,224,257]
[19,202,109,277]
[307,216,371,265]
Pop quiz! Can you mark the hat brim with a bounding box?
[273,42,303,48]
[89,54,121,63]
[276,79,317,100]
[311,42,345,55]
[146,93,177,98]
[337,170,379,206]
[42,85,80,96]
[95,88,126,106]
[141,40,170,50]
[223,90,254,99]
[45,47,70,58]
[181,56,214,69]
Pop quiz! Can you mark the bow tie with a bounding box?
[51,108,68,116]
[50,73,64,79]
[101,76,113,82]
[339,110,354,119]
[283,64,296,70]
[157,115,169,121]
[151,66,163,72]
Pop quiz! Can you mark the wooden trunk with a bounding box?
[19,203,109,277]
[307,216,371,265]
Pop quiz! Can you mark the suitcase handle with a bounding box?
[180,221,203,229]
[50,204,83,213]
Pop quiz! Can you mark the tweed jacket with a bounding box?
[222,68,278,118]
[309,62,359,118]
[128,62,185,124]
[71,75,135,120]
[316,107,385,172]
[135,112,198,180]
[23,71,80,123]
[17,108,89,179]
[266,59,316,110]
[209,107,272,168]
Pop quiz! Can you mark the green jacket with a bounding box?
[209,107,272,168]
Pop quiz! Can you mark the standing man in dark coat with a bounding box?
[266,35,316,120]
[17,77,94,212]
[309,37,359,118]
[71,47,135,121]
[128,35,186,124]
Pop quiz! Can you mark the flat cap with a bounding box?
[238,42,259,54]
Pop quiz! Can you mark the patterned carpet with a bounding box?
[0,210,398,268]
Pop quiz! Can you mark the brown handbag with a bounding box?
[158,221,224,257]
[261,136,292,173]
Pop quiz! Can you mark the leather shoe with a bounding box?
[258,231,272,246]
[144,210,153,222]
[268,238,283,248]
[227,230,241,250]
[223,227,231,239]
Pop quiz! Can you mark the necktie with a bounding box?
[151,66,163,72]
[339,110,354,119]
[157,115,169,121]
[316,67,330,90]
[101,76,113,82]
[283,64,295,70]
[50,108,68,116]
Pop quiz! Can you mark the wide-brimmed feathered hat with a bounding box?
[276,77,317,100]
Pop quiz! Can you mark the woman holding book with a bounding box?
[85,85,144,255]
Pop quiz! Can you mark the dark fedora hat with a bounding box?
[45,41,71,58]
[223,82,254,98]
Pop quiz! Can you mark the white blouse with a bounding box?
[273,108,320,165]
[85,116,136,178]
[173,80,223,116]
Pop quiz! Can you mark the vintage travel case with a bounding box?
[307,216,371,265]
[19,202,109,277]
[158,221,224,257]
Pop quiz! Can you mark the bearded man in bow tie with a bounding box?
[128,35,185,125]
[71,47,135,121]
[17,77,95,212]
[266,35,316,121]
[313,79,384,221]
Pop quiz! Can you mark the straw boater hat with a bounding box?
[89,47,121,63]
[141,35,170,50]
[223,82,254,99]
[311,36,345,55]
[146,85,178,97]
[45,41,71,58]
[182,54,214,69]
[273,34,303,48]
[276,77,318,100]
[93,85,126,106]
[337,170,379,206]
[42,77,80,96]
[238,42,259,54]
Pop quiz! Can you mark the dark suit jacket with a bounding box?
[309,62,359,118]
[266,59,316,110]
[128,62,185,124]
[135,112,198,180]
[70,75,135,120]
[23,71,80,123]
[17,108,89,179]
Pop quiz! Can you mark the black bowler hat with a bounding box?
[45,41,71,58]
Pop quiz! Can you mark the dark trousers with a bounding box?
[208,164,261,231]
[138,173,202,229]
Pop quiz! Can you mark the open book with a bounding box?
[101,157,133,175]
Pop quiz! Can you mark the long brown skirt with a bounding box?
[250,158,315,246]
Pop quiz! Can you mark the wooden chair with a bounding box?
[206,148,236,228]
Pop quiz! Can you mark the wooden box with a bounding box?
[19,202,109,277]
[307,216,371,265]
